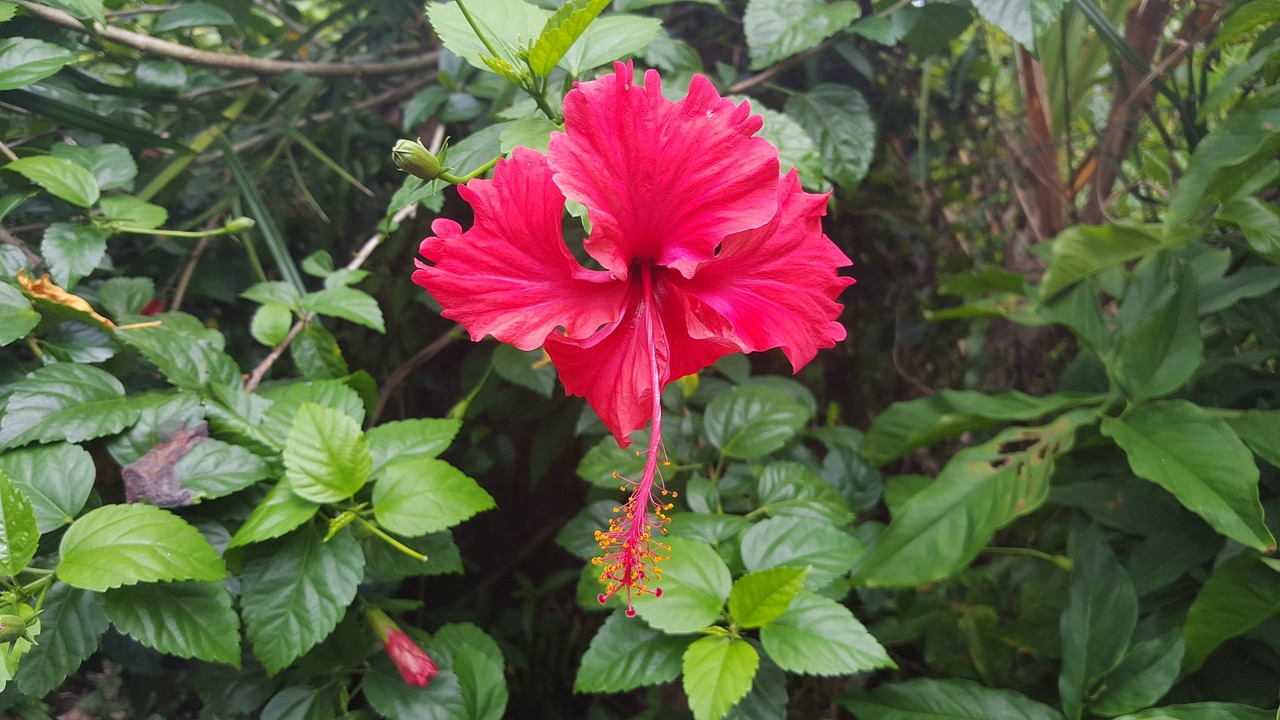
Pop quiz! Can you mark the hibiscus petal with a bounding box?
[550,62,780,280]
[671,171,854,371]
[546,272,736,447]
[413,147,627,350]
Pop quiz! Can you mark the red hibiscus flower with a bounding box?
[414,61,853,614]
[367,608,438,687]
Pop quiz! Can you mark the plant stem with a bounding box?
[355,516,428,562]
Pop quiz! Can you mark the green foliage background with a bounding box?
[1,0,1278,718]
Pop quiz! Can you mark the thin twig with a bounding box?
[170,233,214,312]
[372,325,464,423]
[0,138,18,162]
[13,0,438,77]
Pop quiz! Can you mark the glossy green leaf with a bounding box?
[5,155,99,206]
[577,432,648,487]
[261,379,365,447]
[299,286,385,332]
[0,469,37,576]
[744,0,859,68]
[41,222,106,289]
[574,611,692,692]
[153,2,235,31]
[785,84,875,190]
[756,461,853,525]
[683,636,759,720]
[0,442,94,532]
[632,537,731,633]
[14,584,107,699]
[558,15,662,75]
[0,4,18,23]
[970,0,1065,48]
[498,116,557,154]
[455,645,508,720]
[174,438,271,501]
[115,318,243,390]
[250,302,293,346]
[839,677,1064,720]
[260,686,337,720]
[0,363,137,449]
[366,418,460,478]
[363,664,466,720]
[104,581,240,667]
[528,0,610,76]
[862,390,1100,467]
[44,0,102,21]
[1111,259,1202,401]
[99,194,167,230]
[241,527,363,674]
[723,654,786,720]
[1181,553,1280,672]
[740,517,863,589]
[291,324,349,379]
[134,59,187,93]
[728,567,807,629]
[1058,521,1138,720]
[0,38,76,91]
[1110,704,1274,720]
[105,390,204,466]
[856,411,1093,587]
[759,590,893,676]
[228,481,318,548]
[283,403,371,503]
[0,281,38,346]
[1101,401,1274,551]
[50,142,136,192]
[426,0,548,73]
[751,104,825,190]
[1040,224,1168,299]
[704,385,809,459]
[97,277,154,320]
[372,459,495,536]
[492,344,556,397]
[58,504,226,591]
[1091,631,1185,717]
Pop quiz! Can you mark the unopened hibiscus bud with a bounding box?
[224,217,256,233]
[0,614,28,644]
[366,607,438,688]
[393,139,443,181]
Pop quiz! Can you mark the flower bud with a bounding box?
[393,139,443,181]
[0,615,28,644]
[224,217,256,233]
[366,607,438,688]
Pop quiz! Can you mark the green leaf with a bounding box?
[241,527,363,674]
[251,302,294,346]
[292,324,350,380]
[785,84,875,190]
[856,412,1093,587]
[1111,259,1202,401]
[528,0,611,76]
[152,2,236,31]
[105,390,204,466]
[0,363,137,449]
[839,677,1064,720]
[861,390,1100,467]
[97,277,154,319]
[1167,96,1280,229]
[243,280,302,307]
[99,194,167,230]
[750,104,825,190]
[5,155,99,207]
[492,344,556,397]
[740,517,863,590]
[362,530,462,582]
[44,0,101,21]
[366,418,460,478]
[0,38,75,91]
[426,0,548,73]
[174,438,271,501]
[1092,631,1185,717]
[632,537,731,633]
[134,59,187,93]
[50,143,137,192]
[577,432,648,487]
[743,0,860,69]
[682,637,759,720]
[1101,401,1274,551]
[115,318,243,391]
[724,655,787,720]
[455,645,508,720]
[363,664,466,720]
[260,686,337,720]
[0,4,17,23]
[574,611,693,692]
[728,567,807,629]
[1040,224,1169,299]
[228,481,319,548]
[57,504,226,591]
[41,221,107,288]
[1108,704,1273,720]
[1181,553,1280,672]
[103,581,241,667]
[14,584,108,698]
[0,469,38,576]
[0,442,94,532]
[372,459,495,536]
[283,403,371,503]
[756,461,853,526]
[558,15,662,75]
[704,385,809,459]
[299,286,385,333]
[1223,409,1280,469]
[1058,521,1138,720]
[0,281,38,346]
[261,378,365,447]
[970,0,1065,48]
[759,590,893,676]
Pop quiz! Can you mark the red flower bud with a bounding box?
[384,627,438,688]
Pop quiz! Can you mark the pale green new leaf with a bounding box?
[99,195,168,230]
[57,504,226,591]
[284,403,371,503]
[528,0,610,76]
[558,15,661,75]
[0,469,38,577]
[759,590,893,676]
[4,155,99,206]
[228,481,318,548]
[299,286,385,332]
[372,459,495,536]
[683,637,759,720]
[728,567,807,629]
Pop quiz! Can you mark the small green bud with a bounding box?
[224,217,256,233]
[0,614,27,644]
[393,139,443,181]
